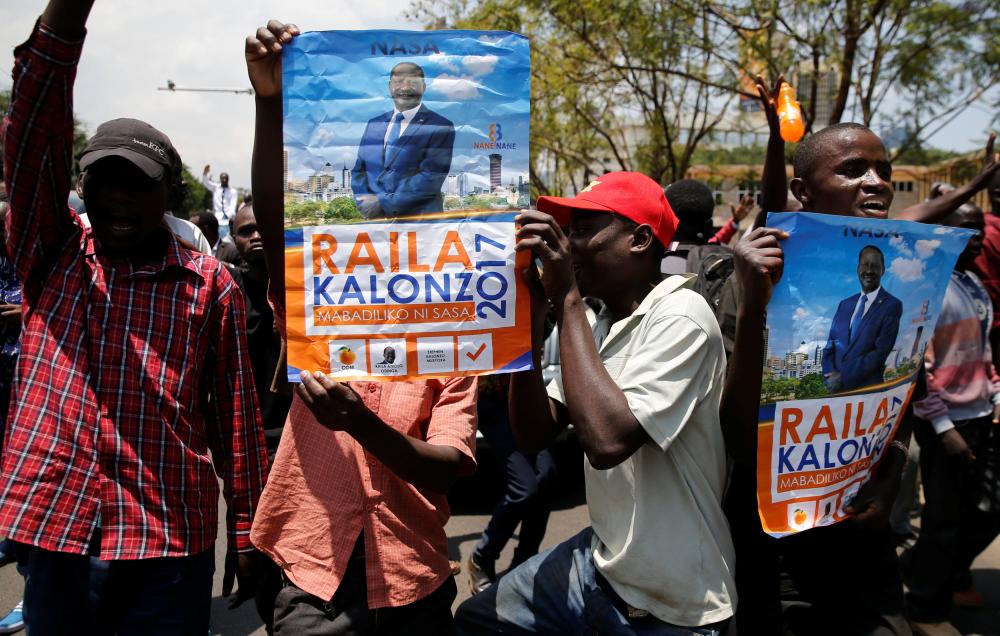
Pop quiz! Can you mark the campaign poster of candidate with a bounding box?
[281,29,533,382]
[756,212,973,537]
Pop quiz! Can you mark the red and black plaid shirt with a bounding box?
[0,22,267,559]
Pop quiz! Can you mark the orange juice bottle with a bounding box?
[777,83,805,142]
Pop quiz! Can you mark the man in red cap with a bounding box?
[455,172,736,635]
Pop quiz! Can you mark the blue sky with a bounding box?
[283,29,530,190]
[766,212,974,362]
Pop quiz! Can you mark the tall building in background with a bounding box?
[489,154,502,191]
[796,66,839,131]
[307,174,332,199]
[283,150,289,191]
[341,165,351,190]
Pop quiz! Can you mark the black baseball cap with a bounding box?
[79,118,180,181]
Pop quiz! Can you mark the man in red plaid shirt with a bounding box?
[0,1,268,633]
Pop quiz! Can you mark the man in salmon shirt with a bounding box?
[238,19,479,635]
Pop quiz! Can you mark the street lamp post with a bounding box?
[158,79,253,95]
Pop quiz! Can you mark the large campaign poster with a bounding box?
[282,30,532,382]
[757,212,974,537]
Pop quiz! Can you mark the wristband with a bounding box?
[888,440,908,458]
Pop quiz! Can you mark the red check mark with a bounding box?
[466,343,487,361]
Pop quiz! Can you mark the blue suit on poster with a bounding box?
[821,245,904,392]
[822,286,903,391]
[351,104,455,217]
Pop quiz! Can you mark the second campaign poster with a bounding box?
[281,30,532,382]
[757,212,974,537]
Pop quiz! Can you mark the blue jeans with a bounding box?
[455,528,728,635]
[19,536,214,635]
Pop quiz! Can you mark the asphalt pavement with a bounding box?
[0,441,995,635]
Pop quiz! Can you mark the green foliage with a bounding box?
[761,376,798,403]
[284,197,362,227]
[794,373,828,400]
[885,359,920,380]
[175,166,209,220]
[409,0,999,190]
[761,372,830,403]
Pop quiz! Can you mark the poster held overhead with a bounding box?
[282,29,532,382]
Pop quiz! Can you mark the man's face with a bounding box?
[857,249,884,293]
[383,347,396,363]
[566,210,637,300]
[389,67,425,111]
[193,217,219,247]
[232,208,264,265]
[220,172,230,188]
[795,130,893,218]
[82,156,168,255]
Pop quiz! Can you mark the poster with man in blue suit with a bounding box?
[282,30,530,222]
[755,212,973,538]
[822,245,903,391]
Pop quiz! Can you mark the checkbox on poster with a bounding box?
[457,334,493,372]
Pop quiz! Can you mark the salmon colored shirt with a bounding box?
[250,294,478,607]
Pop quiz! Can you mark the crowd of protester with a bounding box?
[0,3,999,636]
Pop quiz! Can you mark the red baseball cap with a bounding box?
[536,172,679,248]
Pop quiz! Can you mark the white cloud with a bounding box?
[889,257,925,282]
[793,307,809,320]
[889,235,913,258]
[429,74,480,100]
[915,239,940,259]
[933,226,951,234]
[427,53,460,74]
[461,54,499,76]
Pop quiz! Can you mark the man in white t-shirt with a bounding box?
[455,172,736,635]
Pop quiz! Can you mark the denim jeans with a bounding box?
[18,536,213,635]
[455,528,727,636]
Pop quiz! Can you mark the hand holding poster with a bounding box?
[282,30,532,382]
[756,212,974,537]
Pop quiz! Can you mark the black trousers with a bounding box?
[273,552,457,636]
[902,415,1000,622]
[725,464,909,636]
[474,393,557,565]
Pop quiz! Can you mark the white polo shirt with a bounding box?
[547,274,736,626]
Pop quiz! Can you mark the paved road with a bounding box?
[0,441,995,635]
